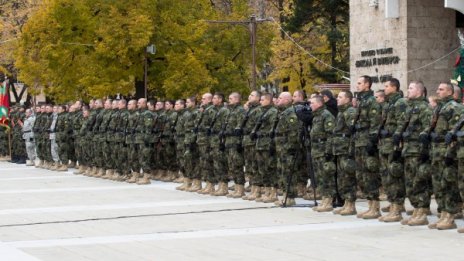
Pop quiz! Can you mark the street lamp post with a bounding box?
[144,44,156,98]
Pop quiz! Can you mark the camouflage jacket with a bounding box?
[224,104,245,147]
[135,109,155,144]
[161,110,178,145]
[241,102,261,147]
[183,107,200,146]
[274,105,300,154]
[379,92,408,154]
[401,97,432,157]
[209,105,229,149]
[125,110,139,144]
[331,103,356,156]
[196,103,216,146]
[310,107,335,158]
[254,105,278,151]
[352,90,382,147]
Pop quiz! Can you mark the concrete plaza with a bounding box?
[0,161,462,260]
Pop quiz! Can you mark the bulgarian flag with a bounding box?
[0,78,10,128]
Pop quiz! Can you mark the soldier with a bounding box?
[0,124,8,161]
[152,100,166,180]
[196,93,216,195]
[310,95,336,212]
[72,101,85,174]
[174,99,188,190]
[78,106,91,173]
[126,99,140,183]
[331,91,357,215]
[101,100,119,179]
[224,92,245,198]
[420,82,462,230]
[22,108,36,166]
[83,100,101,176]
[91,99,107,177]
[375,90,386,104]
[273,92,301,206]
[209,93,230,196]
[183,97,202,192]
[96,99,114,177]
[377,78,408,222]
[114,99,131,181]
[49,105,60,169]
[449,103,464,233]
[160,100,179,182]
[55,105,69,171]
[253,93,278,202]
[399,81,433,226]
[241,91,262,200]
[353,75,382,219]
[134,98,153,185]
[33,105,45,167]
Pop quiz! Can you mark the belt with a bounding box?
[23,130,32,133]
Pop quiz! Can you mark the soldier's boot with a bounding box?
[127,172,139,183]
[242,185,256,200]
[36,160,44,168]
[247,186,261,201]
[198,182,212,194]
[457,227,464,233]
[166,171,176,182]
[436,212,457,230]
[381,204,391,213]
[96,168,105,177]
[74,165,83,174]
[296,183,305,198]
[187,179,202,192]
[407,208,429,226]
[381,203,406,213]
[25,160,34,166]
[362,200,382,219]
[137,173,151,185]
[50,162,59,171]
[339,201,357,216]
[401,208,418,225]
[57,163,68,172]
[263,187,278,203]
[152,170,162,180]
[357,200,373,218]
[102,169,113,179]
[428,212,446,229]
[176,178,191,191]
[213,182,228,196]
[275,196,296,207]
[173,172,184,183]
[244,184,252,192]
[256,187,270,202]
[68,161,76,169]
[379,203,403,222]
[232,185,246,199]
[315,197,334,212]
[160,170,170,182]
[91,166,99,176]
[204,182,216,195]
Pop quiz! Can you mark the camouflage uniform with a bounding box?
[135,108,155,174]
[106,108,120,173]
[174,108,187,175]
[402,97,432,209]
[99,108,114,172]
[196,103,216,183]
[209,104,229,185]
[241,102,261,186]
[160,109,179,174]
[425,96,462,215]
[310,106,335,199]
[274,104,301,199]
[224,103,245,186]
[22,112,36,162]
[117,109,130,176]
[378,92,408,205]
[153,109,166,172]
[126,109,140,175]
[91,108,105,170]
[66,111,77,166]
[254,105,278,188]
[331,103,357,202]
[72,111,84,166]
[353,90,382,200]
[0,125,8,157]
[183,107,200,181]
[55,111,69,165]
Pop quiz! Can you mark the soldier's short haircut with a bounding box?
[361,75,373,88]
[60,105,67,111]
[214,92,225,101]
[262,92,273,101]
[311,95,324,105]
[119,99,127,105]
[341,90,353,101]
[294,90,306,99]
[147,99,156,107]
[320,89,334,99]
[166,100,175,106]
[187,96,197,104]
[230,92,241,100]
[375,90,386,98]
[388,78,400,91]
[177,99,186,106]
[82,105,89,111]
[410,81,426,96]
[252,90,262,98]
[440,81,454,94]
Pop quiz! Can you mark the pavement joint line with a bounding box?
[0,176,82,181]
[3,221,399,249]
[0,241,41,261]
[0,184,163,194]
[0,199,245,215]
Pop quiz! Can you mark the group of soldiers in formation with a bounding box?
[2,75,464,233]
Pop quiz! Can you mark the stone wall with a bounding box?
[350,0,459,93]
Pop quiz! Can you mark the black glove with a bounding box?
[236,144,243,153]
[444,132,456,145]
[419,153,429,163]
[269,145,276,156]
[366,142,377,155]
[392,133,401,147]
[250,132,257,141]
[325,153,333,161]
[444,157,454,166]
[234,128,243,136]
[392,150,402,162]
[219,143,225,152]
[419,132,430,145]
[349,125,356,134]
[206,128,211,136]
[269,131,275,139]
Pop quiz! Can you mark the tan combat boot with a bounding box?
[68,161,76,168]
[242,186,256,200]
[315,197,333,212]
[357,200,372,218]
[49,162,58,171]
[213,182,228,196]
[90,166,98,176]
[379,203,403,222]
[36,160,44,168]
[74,165,84,174]
[256,187,270,202]
[340,200,357,216]
[96,168,105,177]
[127,173,139,183]
[57,163,68,172]
[198,182,212,194]
[248,186,262,201]
[263,187,278,203]
[401,208,418,225]
[226,184,238,198]
[407,208,429,226]
[187,179,202,192]
[428,212,446,229]
[363,200,381,219]
[275,196,296,207]
[173,172,184,183]
[458,227,464,233]
[137,173,151,185]
[102,169,113,179]
[232,184,245,198]
[176,178,191,191]
[26,160,34,166]
[436,212,457,230]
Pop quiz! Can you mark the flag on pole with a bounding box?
[0,78,10,128]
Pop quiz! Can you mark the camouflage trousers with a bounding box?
[0,129,8,156]
[139,143,154,173]
[379,152,405,204]
[313,155,335,198]
[81,136,93,166]
[117,142,130,174]
[243,145,258,185]
[25,140,37,161]
[74,138,83,165]
[404,156,432,208]
[458,158,464,206]
[295,148,308,186]
[128,143,141,173]
[184,143,200,180]
[50,138,59,163]
[431,157,461,214]
[355,147,380,200]
[160,140,177,171]
[198,144,213,182]
[102,141,114,170]
[336,155,357,201]
[277,151,298,198]
[211,145,227,183]
[227,145,244,185]
[93,137,104,168]
[67,138,76,163]
[57,139,69,164]
[13,131,26,158]
[256,150,277,187]
[176,141,185,174]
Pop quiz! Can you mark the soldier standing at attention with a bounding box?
[126,99,141,183]
[22,108,36,166]
[183,97,202,192]
[309,95,335,212]
[273,92,301,206]
[400,81,433,226]
[55,105,69,171]
[135,98,153,185]
[353,75,383,219]
[49,105,60,170]
[114,99,130,181]
[331,91,357,215]
[174,99,189,190]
